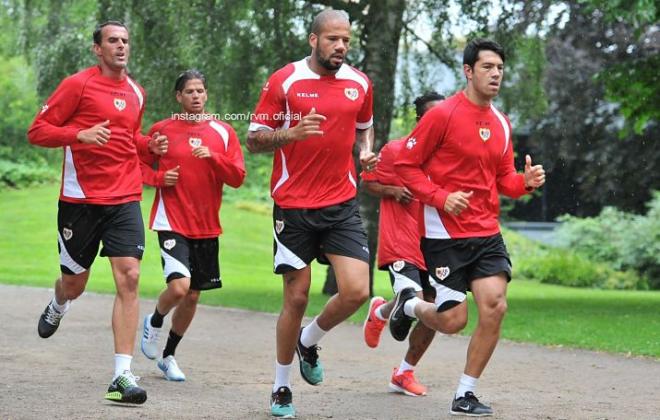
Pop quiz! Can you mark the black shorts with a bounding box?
[158,231,221,291]
[272,199,370,274]
[382,261,433,296]
[421,233,512,312]
[57,201,145,275]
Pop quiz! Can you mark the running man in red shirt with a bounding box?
[246,9,378,418]
[393,39,546,416]
[361,92,444,398]
[139,70,246,381]
[27,21,167,404]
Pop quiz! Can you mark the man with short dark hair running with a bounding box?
[394,38,546,416]
[361,91,444,397]
[28,21,167,404]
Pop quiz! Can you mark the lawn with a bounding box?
[1,184,658,357]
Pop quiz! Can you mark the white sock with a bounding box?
[403,297,422,318]
[455,373,478,399]
[114,354,132,379]
[300,317,326,348]
[51,297,70,313]
[374,305,388,321]
[273,360,293,392]
[396,359,415,375]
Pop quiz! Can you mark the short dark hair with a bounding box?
[175,69,207,92]
[93,21,128,45]
[463,38,505,68]
[413,91,445,119]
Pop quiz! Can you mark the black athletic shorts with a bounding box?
[272,198,370,274]
[382,261,433,296]
[421,233,512,312]
[57,200,145,275]
[158,231,221,291]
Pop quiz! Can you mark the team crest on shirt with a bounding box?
[392,260,405,272]
[435,266,450,281]
[479,128,491,142]
[113,98,126,111]
[344,88,359,101]
[406,137,417,150]
[163,239,176,250]
[62,228,73,241]
[189,137,202,148]
[275,220,285,234]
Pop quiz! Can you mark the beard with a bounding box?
[315,48,342,71]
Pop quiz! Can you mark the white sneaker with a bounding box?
[140,314,161,360]
[157,355,186,381]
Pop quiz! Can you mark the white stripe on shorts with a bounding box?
[161,249,191,279]
[58,232,86,274]
[430,277,467,309]
[388,266,423,294]
[273,228,306,272]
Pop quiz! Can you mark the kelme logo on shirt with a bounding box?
[275,220,285,234]
[62,228,73,241]
[163,239,176,250]
[344,88,359,101]
[479,128,491,142]
[406,137,417,150]
[189,137,202,148]
[392,260,405,272]
[114,98,126,111]
[435,266,450,281]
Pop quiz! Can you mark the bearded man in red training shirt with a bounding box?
[28,20,166,405]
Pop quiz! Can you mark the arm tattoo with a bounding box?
[246,128,291,153]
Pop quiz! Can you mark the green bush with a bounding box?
[517,249,647,290]
[0,159,58,188]
[556,192,660,289]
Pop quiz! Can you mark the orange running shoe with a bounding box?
[389,368,428,396]
[363,297,387,348]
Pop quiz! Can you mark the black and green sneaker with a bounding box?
[104,371,147,404]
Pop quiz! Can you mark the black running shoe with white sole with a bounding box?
[450,391,493,416]
[38,302,65,338]
[388,287,416,341]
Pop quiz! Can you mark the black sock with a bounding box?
[163,330,183,358]
[151,307,165,328]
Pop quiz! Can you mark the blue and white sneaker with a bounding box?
[157,355,186,381]
[141,314,161,360]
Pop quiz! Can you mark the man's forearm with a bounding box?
[356,126,374,154]
[246,129,292,153]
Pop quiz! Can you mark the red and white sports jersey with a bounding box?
[362,139,425,269]
[249,58,373,209]
[141,118,246,238]
[28,66,149,204]
[395,91,529,239]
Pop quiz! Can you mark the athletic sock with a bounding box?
[51,297,70,314]
[300,317,326,348]
[455,373,478,399]
[396,359,415,375]
[273,360,293,392]
[114,354,132,379]
[403,297,422,318]
[374,305,388,321]
[162,330,183,358]
[150,307,165,328]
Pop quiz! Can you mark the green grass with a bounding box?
[1,184,659,357]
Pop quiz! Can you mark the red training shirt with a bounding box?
[362,139,425,269]
[28,66,150,204]
[395,91,529,239]
[249,58,373,209]
[141,118,246,238]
